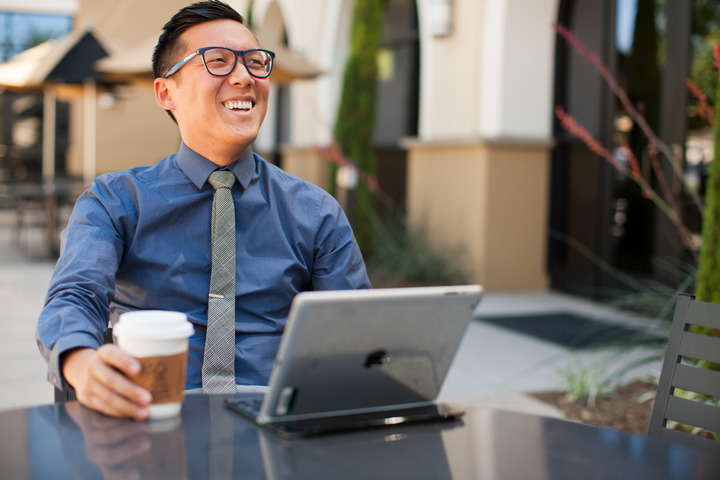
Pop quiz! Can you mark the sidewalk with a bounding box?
[438,291,663,417]
[0,210,664,417]
[0,211,57,410]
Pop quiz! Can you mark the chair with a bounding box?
[648,293,720,449]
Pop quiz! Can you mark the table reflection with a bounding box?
[30,396,458,480]
[442,408,720,480]
[256,420,456,480]
[38,402,186,479]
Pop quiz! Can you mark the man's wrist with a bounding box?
[60,347,93,389]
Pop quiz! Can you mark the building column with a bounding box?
[404,137,552,291]
[279,146,331,192]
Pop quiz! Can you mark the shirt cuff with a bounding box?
[47,333,103,392]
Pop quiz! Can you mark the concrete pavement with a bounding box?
[0,210,664,417]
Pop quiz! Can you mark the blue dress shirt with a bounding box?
[36,143,370,390]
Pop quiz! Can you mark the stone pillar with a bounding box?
[404,137,551,290]
[280,146,330,192]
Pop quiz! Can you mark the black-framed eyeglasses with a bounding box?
[164,46,275,79]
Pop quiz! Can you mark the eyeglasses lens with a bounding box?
[202,48,272,78]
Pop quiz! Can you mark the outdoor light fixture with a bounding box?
[98,92,116,110]
[429,0,452,37]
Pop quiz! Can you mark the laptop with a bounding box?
[225,284,483,438]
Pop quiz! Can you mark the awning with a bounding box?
[94,36,157,85]
[0,28,107,91]
[95,34,322,85]
[0,28,109,182]
[262,39,323,84]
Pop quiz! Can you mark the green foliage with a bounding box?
[333,0,385,255]
[689,1,720,128]
[556,352,663,408]
[695,79,720,305]
[549,229,695,322]
[366,212,471,288]
[668,386,720,441]
[604,259,697,322]
[245,0,254,28]
[556,356,619,407]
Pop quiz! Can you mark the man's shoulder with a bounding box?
[254,153,328,197]
[93,155,180,189]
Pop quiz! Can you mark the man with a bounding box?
[36,0,370,420]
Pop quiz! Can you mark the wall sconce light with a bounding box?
[98,92,116,110]
[429,0,452,37]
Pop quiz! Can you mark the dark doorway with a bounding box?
[549,0,695,300]
[373,0,420,212]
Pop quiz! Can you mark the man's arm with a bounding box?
[38,178,149,418]
[311,192,371,290]
[62,346,152,420]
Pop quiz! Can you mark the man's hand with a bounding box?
[62,345,152,420]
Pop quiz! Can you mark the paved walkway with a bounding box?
[0,210,664,418]
[0,211,58,410]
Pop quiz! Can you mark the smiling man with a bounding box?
[36,0,370,420]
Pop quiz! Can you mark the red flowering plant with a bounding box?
[552,23,708,269]
[554,24,720,410]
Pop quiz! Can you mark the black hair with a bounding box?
[152,0,245,79]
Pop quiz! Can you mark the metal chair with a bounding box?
[648,293,720,449]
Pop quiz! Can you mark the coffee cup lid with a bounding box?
[114,310,194,339]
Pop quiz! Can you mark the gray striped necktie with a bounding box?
[202,170,237,394]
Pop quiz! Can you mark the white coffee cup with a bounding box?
[113,310,194,419]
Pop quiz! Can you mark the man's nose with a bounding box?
[228,55,254,84]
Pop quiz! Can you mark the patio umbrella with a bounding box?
[0,28,109,183]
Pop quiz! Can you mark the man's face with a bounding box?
[155,19,270,163]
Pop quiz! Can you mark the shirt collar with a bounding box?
[176,142,255,190]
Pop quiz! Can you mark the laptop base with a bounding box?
[225,396,465,439]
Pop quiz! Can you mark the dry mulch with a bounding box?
[530,380,656,435]
[532,380,719,442]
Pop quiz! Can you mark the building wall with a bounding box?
[404,138,551,290]
[407,0,558,289]
[65,0,559,290]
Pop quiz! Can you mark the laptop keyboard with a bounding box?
[226,395,265,417]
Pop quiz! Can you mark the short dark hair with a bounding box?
[152,0,245,79]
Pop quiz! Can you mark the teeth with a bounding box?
[224,100,252,110]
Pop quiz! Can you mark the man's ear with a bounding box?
[154,78,176,111]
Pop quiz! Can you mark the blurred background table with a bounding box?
[0,178,83,256]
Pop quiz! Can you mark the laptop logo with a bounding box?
[364,349,391,368]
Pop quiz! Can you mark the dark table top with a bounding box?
[1,395,718,479]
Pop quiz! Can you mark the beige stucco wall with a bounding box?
[65,86,181,177]
[405,139,551,290]
[279,146,330,191]
[404,0,557,290]
[415,0,559,140]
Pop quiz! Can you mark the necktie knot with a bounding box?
[208,170,236,190]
